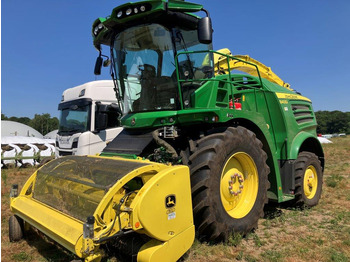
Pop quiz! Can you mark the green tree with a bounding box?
[29,114,59,135]
[8,116,31,126]
[315,111,350,134]
[1,113,8,120]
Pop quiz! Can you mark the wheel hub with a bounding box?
[222,171,245,202]
[228,173,244,196]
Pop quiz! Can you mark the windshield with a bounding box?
[113,24,177,114]
[112,23,213,113]
[58,104,91,134]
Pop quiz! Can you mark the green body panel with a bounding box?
[92,2,323,203]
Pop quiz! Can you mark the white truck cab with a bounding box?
[56,80,123,157]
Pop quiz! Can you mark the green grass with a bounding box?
[326,174,344,188]
[11,252,30,261]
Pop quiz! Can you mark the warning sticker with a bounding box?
[168,212,176,220]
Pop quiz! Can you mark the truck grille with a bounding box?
[59,151,73,156]
[291,104,314,124]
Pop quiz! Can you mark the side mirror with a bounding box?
[94,56,103,75]
[95,112,108,131]
[198,17,212,44]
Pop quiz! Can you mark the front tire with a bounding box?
[293,152,323,207]
[185,127,270,241]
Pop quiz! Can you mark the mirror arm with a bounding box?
[202,8,210,18]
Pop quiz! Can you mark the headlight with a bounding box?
[94,27,99,35]
[93,23,104,36]
[126,8,132,15]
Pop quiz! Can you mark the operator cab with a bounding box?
[94,6,214,115]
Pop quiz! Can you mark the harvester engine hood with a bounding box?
[10,155,194,262]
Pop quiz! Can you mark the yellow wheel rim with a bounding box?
[303,165,318,199]
[220,152,258,219]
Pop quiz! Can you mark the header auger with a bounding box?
[9,1,324,261]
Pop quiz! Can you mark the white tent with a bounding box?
[318,137,332,144]
[1,120,43,138]
[44,129,58,139]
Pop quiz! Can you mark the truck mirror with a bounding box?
[198,17,212,44]
[110,103,122,114]
[94,56,103,75]
[96,112,108,131]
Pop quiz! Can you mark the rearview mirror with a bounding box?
[94,56,103,75]
[198,17,212,44]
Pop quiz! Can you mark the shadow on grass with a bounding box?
[263,202,284,219]
[23,228,77,261]
[263,200,307,220]
[22,228,123,262]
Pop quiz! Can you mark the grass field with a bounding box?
[1,137,349,262]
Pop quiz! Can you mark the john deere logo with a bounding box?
[165,195,176,208]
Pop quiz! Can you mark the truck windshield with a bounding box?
[58,104,91,134]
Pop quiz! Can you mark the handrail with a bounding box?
[175,49,264,109]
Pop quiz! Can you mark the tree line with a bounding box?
[1,113,59,135]
[315,111,350,135]
[2,110,349,136]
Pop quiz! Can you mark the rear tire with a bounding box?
[293,152,323,207]
[9,215,24,242]
[185,127,270,241]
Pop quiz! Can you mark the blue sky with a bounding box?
[2,0,350,118]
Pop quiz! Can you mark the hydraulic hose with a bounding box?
[152,130,178,159]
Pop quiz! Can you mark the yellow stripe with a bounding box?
[276,92,311,102]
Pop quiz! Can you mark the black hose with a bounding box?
[152,130,178,159]
[95,230,134,244]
